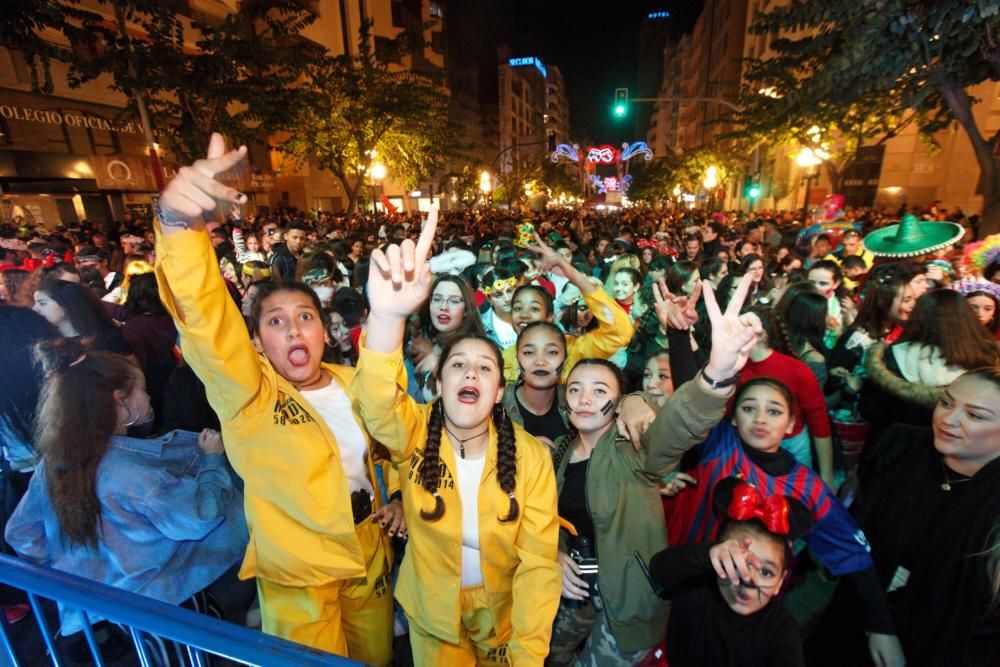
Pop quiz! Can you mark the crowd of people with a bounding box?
[0,134,998,666]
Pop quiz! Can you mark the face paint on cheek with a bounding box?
[601,400,615,416]
[555,360,565,376]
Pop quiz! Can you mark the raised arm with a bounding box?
[154,134,261,422]
[644,273,762,477]
[353,210,439,461]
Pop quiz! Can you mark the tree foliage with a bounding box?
[737,0,1000,234]
[282,20,462,213]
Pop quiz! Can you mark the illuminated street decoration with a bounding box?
[551,143,580,163]
[620,141,653,162]
[647,11,670,19]
[508,56,547,78]
[586,145,618,164]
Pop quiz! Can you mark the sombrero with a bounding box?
[863,214,963,258]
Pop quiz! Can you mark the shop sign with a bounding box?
[0,104,142,134]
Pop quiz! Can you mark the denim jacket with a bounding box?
[5,430,247,633]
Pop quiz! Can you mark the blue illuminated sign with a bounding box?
[508,56,547,78]
[647,11,670,19]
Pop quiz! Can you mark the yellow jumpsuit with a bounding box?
[353,342,562,666]
[155,225,392,664]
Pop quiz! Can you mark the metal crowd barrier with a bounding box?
[0,554,364,666]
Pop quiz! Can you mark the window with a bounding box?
[429,2,444,19]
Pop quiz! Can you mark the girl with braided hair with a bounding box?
[354,210,561,666]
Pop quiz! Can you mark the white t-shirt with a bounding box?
[300,381,374,496]
[453,451,486,587]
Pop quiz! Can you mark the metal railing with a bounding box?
[0,554,364,666]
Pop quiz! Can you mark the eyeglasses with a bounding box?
[430,295,464,308]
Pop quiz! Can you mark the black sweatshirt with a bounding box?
[649,543,805,667]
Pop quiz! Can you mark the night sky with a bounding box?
[454,0,704,144]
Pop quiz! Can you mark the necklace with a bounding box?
[940,461,972,492]
[444,424,489,459]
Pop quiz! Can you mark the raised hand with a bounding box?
[709,536,762,586]
[367,208,438,321]
[524,230,565,273]
[703,273,762,380]
[159,133,247,226]
[653,279,701,331]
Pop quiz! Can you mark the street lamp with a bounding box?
[703,165,719,190]
[479,170,492,193]
[370,162,387,181]
[794,148,823,215]
[369,162,387,214]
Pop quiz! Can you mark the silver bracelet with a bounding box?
[153,202,193,229]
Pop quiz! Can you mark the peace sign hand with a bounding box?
[703,273,762,379]
[159,132,248,226]
[653,279,701,330]
[525,231,564,273]
[367,208,438,320]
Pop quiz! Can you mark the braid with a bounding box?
[419,399,446,521]
[552,425,577,470]
[773,311,794,356]
[494,404,519,522]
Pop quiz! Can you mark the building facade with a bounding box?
[497,53,549,175]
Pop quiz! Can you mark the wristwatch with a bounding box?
[700,366,739,390]
[153,201,192,228]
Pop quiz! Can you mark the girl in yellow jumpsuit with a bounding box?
[354,209,562,665]
[153,135,395,665]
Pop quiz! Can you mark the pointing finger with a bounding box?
[206,132,226,160]
[414,208,438,266]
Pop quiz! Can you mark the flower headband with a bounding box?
[243,264,272,278]
[950,277,1000,300]
[482,276,517,296]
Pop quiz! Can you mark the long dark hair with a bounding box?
[853,266,910,338]
[418,275,486,345]
[34,338,138,547]
[776,283,828,358]
[420,334,519,523]
[552,358,625,469]
[38,279,121,346]
[123,273,166,317]
[895,289,1000,369]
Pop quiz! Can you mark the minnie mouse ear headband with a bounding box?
[950,277,1000,300]
[712,477,813,541]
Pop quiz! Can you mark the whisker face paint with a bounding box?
[600,400,615,416]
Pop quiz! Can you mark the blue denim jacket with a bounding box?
[5,430,248,633]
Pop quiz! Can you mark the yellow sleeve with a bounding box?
[503,344,520,384]
[353,341,428,463]
[154,224,261,421]
[508,439,562,666]
[562,286,635,381]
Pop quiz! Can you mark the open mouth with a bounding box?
[287,345,310,368]
[457,386,480,404]
[436,314,452,325]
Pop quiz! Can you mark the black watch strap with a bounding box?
[700,367,739,390]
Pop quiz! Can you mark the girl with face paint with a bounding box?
[500,233,634,385]
[547,274,764,666]
[641,276,905,667]
[500,321,571,447]
[355,210,562,665]
[643,478,813,667]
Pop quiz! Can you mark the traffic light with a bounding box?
[613,88,628,117]
[747,184,761,199]
[744,175,761,200]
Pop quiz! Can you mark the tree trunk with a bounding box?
[937,74,1000,237]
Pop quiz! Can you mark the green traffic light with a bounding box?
[748,186,761,199]
[614,104,626,117]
